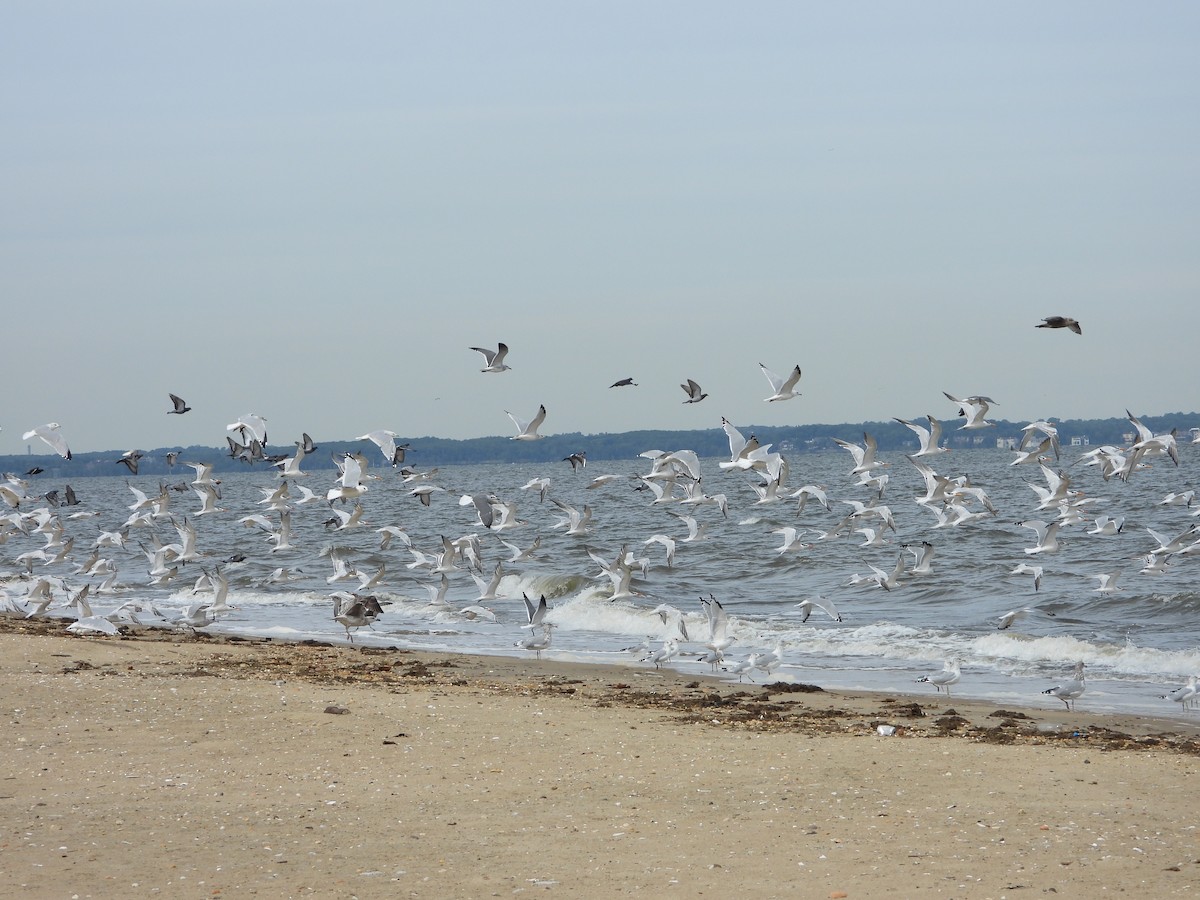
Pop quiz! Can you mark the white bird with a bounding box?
[996,606,1037,630]
[1020,520,1063,555]
[772,526,813,557]
[1042,662,1086,711]
[916,658,961,696]
[521,592,549,629]
[643,638,680,669]
[795,595,842,623]
[1092,571,1123,593]
[680,379,708,404]
[1162,676,1199,711]
[506,404,547,441]
[470,342,511,373]
[643,534,677,568]
[759,363,802,402]
[358,430,408,467]
[895,416,947,457]
[23,423,72,459]
[727,653,760,682]
[832,433,888,475]
[943,392,996,429]
[904,541,936,575]
[1087,515,1125,536]
[227,413,268,445]
[1009,562,1044,591]
[518,623,554,658]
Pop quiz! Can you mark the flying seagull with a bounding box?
[610,377,637,388]
[759,363,802,402]
[1036,316,1082,334]
[23,423,71,459]
[471,342,511,373]
[680,379,708,404]
[168,393,191,414]
[507,404,547,441]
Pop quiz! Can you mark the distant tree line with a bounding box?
[4,412,1197,480]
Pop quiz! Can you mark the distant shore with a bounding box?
[3,617,1199,897]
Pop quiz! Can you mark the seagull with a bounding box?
[610,377,637,388]
[167,393,191,414]
[759,363,802,402]
[996,606,1038,630]
[916,659,961,696]
[1037,316,1082,334]
[1161,676,1199,711]
[331,591,384,642]
[227,413,268,445]
[358,430,408,467]
[1010,562,1044,591]
[895,416,948,457]
[795,595,842,623]
[518,623,554,658]
[23,423,71,459]
[1042,662,1086,710]
[470,342,511,373]
[904,541,936,575]
[522,593,549,629]
[680,379,708,404]
[643,638,680,670]
[507,404,547,441]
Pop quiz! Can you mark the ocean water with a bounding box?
[4,444,1199,721]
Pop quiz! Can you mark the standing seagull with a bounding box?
[507,404,547,441]
[916,658,961,696]
[680,379,708,404]
[23,423,71,459]
[167,393,191,414]
[1036,316,1082,335]
[471,342,511,373]
[759,363,803,402]
[1042,662,1086,710]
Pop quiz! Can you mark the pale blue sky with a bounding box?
[3,2,1198,453]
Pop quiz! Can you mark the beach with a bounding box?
[2,619,1198,898]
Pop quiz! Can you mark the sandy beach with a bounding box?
[2,618,1198,898]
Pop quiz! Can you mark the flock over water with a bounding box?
[4,326,1200,720]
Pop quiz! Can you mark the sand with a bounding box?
[2,619,1199,898]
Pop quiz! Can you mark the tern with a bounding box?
[471,342,511,372]
[943,392,995,430]
[1036,316,1082,334]
[759,363,802,402]
[507,404,547,441]
[895,416,947,457]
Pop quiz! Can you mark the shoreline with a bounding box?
[4,618,1200,896]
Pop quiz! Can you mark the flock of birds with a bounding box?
[4,314,1200,716]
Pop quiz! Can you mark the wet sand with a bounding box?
[3,618,1199,898]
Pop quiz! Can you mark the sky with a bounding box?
[3,2,1199,454]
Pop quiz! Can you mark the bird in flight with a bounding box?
[471,342,511,373]
[680,379,708,404]
[168,393,192,414]
[1036,316,1082,334]
[610,377,637,388]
